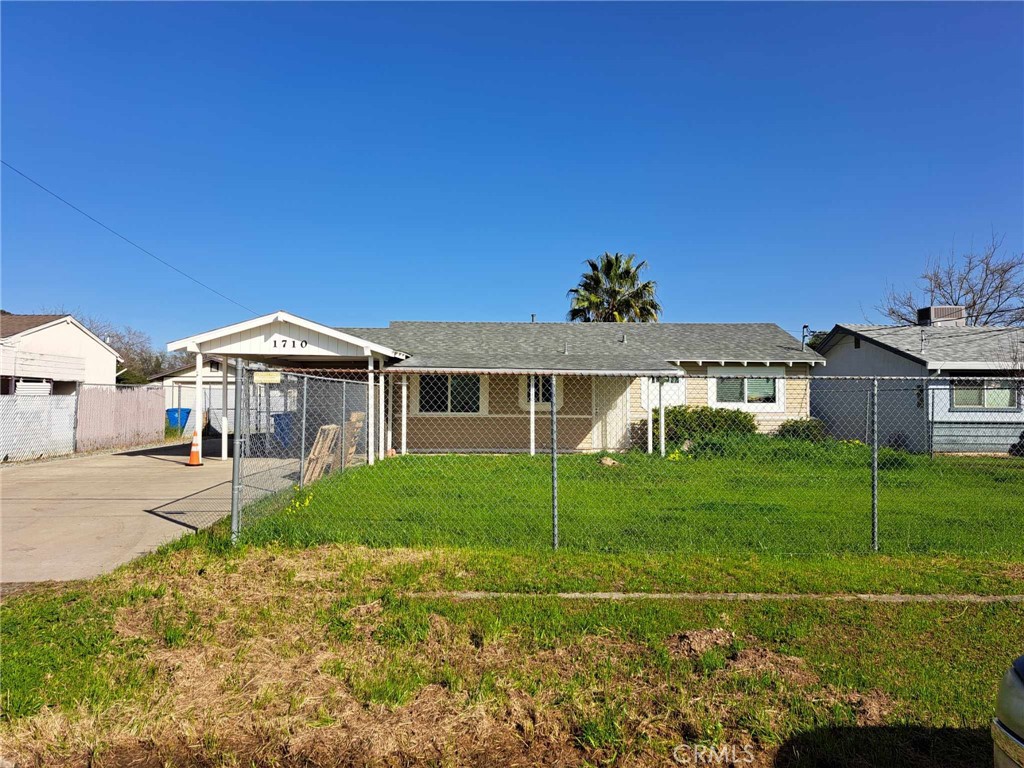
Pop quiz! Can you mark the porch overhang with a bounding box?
[167,310,408,365]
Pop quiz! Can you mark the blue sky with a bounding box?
[2,2,1022,345]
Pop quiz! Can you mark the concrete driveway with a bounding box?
[1,440,234,583]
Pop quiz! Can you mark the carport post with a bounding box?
[659,378,666,457]
[221,360,229,461]
[529,374,536,456]
[400,376,408,455]
[176,384,182,439]
[194,352,204,462]
[386,373,393,454]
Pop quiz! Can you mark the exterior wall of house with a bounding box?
[400,374,595,451]
[626,363,813,434]
[813,331,1023,454]
[1,320,118,385]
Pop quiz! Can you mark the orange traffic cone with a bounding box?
[187,429,203,467]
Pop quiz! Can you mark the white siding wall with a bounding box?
[5,320,118,384]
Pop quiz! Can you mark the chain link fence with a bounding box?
[231,366,1024,556]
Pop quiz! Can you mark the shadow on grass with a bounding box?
[773,725,991,767]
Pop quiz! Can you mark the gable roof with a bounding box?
[0,313,123,361]
[337,322,823,374]
[819,323,1023,370]
[148,355,236,381]
[0,313,68,339]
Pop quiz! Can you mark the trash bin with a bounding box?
[271,412,296,449]
[166,408,192,429]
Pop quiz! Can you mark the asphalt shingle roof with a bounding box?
[337,322,822,374]
[832,324,1024,367]
[0,313,66,340]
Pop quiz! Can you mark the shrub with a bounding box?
[775,418,827,443]
[653,405,757,443]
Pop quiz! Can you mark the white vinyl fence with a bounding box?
[76,385,166,452]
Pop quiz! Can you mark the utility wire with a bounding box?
[1,160,258,315]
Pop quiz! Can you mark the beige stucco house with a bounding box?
[169,312,825,459]
[0,313,121,393]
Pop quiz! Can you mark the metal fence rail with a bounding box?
[232,367,1024,556]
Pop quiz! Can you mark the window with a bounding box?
[953,379,1019,410]
[709,366,785,412]
[529,375,554,404]
[715,376,777,404]
[210,360,221,372]
[416,374,482,414]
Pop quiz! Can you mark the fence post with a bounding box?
[659,378,666,457]
[871,376,879,552]
[230,361,245,544]
[298,377,308,488]
[341,381,348,471]
[72,381,82,453]
[551,374,558,551]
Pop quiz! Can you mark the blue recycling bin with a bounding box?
[271,412,296,449]
[166,408,192,429]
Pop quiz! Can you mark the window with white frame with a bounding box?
[415,374,483,414]
[519,374,560,411]
[951,379,1019,410]
[709,366,785,411]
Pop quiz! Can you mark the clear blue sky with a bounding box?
[2,2,1022,345]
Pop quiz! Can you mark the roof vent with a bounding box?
[916,306,966,327]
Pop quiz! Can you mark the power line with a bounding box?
[1,160,258,316]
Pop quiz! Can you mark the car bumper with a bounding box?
[994,719,1024,768]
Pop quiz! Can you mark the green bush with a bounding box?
[775,418,827,443]
[653,405,758,443]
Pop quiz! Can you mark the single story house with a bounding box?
[168,311,824,459]
[812,308,1023,454]
[0,312,121,393]
[149,355,236,407]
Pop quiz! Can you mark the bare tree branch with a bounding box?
[878,234,1024,326]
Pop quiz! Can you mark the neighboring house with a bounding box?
[168,311,825,456]
[149,355,236,408]
[0,313,122,393]
[812,306,1023,454]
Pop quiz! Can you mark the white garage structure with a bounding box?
[167,311,407,463]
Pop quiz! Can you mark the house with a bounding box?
[812,306,1023,454]
[149,355,236,408]
[168,311,825,458]
[0,313,122,393]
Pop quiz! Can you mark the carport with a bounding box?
[166,311,407,464]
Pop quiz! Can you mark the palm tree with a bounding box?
[566,252,662,322]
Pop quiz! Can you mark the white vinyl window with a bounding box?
[518,374,561,411]
[709,366,786,412]
[952,379,1019,410]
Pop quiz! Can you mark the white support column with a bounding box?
[400,375,408,455]
[529,374,536,456]
[221,360,229,461]
[386,373,393,454]
[646,377,653,454]
[367,357,375,466]
[194,352,204,463]
[659,378,666,457]
[378,371,385,458]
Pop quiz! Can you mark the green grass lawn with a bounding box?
[2,543,1021,767]
[241,436,1024,556]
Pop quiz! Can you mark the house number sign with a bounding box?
[271,338,309,349]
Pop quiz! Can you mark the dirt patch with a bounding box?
[1004,562,1024,582]
[728,648,819,687]
[667,628,735,658]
